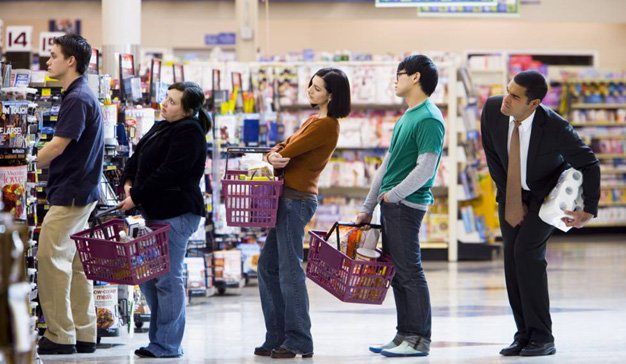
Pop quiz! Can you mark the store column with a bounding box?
[235,0,258,62]
[101,0,141,77]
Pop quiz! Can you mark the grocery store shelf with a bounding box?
[571,103,626,109]
[598,202,626,207]
[596,153,626,159]
[422,241,449,249]
[586,221,626,228]
[318,186,369,199]
[570,121,626,127]
[601,168,626,174]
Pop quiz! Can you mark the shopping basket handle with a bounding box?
[226,147,272,155]
[88,205,122,240]
[224,146,284,179]
[94,205,121,220]
[326,221,383,251]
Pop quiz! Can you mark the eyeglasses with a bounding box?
[396,71,409,80]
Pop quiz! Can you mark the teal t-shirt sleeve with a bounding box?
[414,118,445,155]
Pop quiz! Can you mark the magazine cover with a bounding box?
[0,165,28,220]
[0,101,29,162]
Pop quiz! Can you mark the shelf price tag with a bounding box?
[39,32,65,57]
[5,26,33,52]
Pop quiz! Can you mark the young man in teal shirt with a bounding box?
[356,54,445,357]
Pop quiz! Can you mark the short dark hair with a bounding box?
[397,54,438,96]
[308,68,351,118]
[168,82,212,133]
[53,34,92,75]
[513,70,548,103]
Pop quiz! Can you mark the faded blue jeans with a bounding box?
[257,197,317,355]
[140,212,201,357]
[381,202,431,340]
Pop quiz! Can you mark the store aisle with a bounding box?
[40,234,626,363]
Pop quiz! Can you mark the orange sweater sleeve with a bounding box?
[279,117,338,159]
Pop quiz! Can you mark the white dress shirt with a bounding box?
[507,111,535,191]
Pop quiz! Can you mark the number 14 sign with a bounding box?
[5,26,33,52]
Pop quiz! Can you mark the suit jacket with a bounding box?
[480,96,600,216]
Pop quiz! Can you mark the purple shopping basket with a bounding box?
[306,228,395,305]
[222,171,283,228]
[71,219,170,285]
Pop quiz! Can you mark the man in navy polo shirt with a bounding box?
[36,34,104,355]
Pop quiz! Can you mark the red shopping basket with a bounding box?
[71,209,171,285]
[222,147,283,228]
[306,222,395,304]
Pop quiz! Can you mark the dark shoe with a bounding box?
[254,346,272,357]
[499,340,527,356]
[37,337,76,355]
[270,347,313,359]
[76,341,96,353]
[134,348,157,358]
[134,347,182,359]
[520,341,556,356]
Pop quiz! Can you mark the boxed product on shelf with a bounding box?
[213,249,242,284]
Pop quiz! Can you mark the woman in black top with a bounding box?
[120,82,210,358]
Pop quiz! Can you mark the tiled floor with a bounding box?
[39,234,626,363]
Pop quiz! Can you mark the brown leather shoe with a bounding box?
[254,346,272,356]
[270,347,313,359]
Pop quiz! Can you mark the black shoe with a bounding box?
[254,346,272,356]
[76,341,96,353]
[520,341,556,356]
[134,347,182,359]
[134,348,157,358]
[499,340,527,356]
[37,337,76,355]
[270,347,313,359]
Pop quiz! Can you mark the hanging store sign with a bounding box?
[5,26,33,52]
[417,0,519,16]
[376,0,497,7]
[39,32,65,57]
[204,32,236,46]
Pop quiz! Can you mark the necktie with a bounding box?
[505,120,524,227]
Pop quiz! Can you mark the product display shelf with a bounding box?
[564,77,626,229]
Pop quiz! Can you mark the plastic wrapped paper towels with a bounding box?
[539,168,584,232]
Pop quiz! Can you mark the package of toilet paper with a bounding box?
[539,168,584,232]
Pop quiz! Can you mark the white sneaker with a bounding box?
[380,340,429,357]
[369,340,397,354]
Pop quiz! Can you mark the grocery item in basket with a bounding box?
[326,226,362,259]
[125,215,153,238]
[118,230,132,243]
[356,228,381,260]
[242,160,275,181]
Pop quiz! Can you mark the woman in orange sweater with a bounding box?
[255,68,351,359]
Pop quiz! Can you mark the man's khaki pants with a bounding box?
[37,201,98,345]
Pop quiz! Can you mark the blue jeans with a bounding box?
[257,197,317,355]
[381,202,431,340]
[140,213,201,357]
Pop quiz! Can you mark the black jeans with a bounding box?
[498,191,555,344]
[381,202,431,339]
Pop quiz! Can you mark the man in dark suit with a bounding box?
[481,70,600,357]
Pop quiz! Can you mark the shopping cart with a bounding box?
[306,222,395,305]
[221,147,284,228]
[71,206,171,285]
